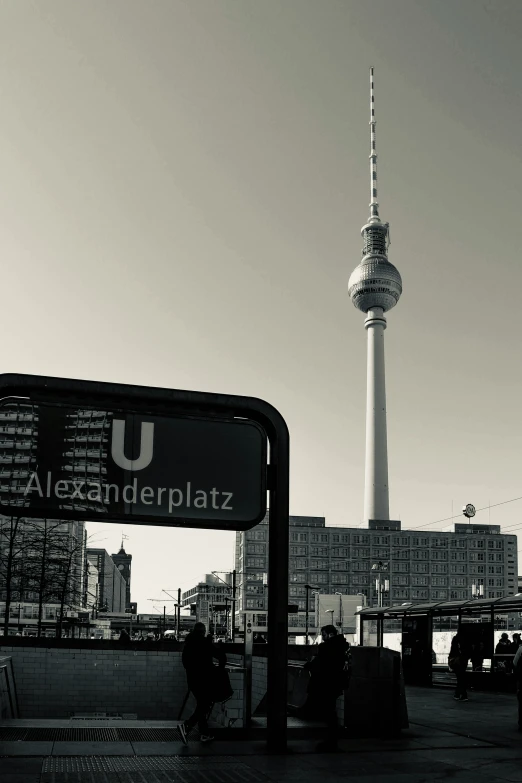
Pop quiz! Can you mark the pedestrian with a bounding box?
[495,633,511,654]
[303,625,351,752]
[510,633,521,653]
[177,622,226,746]
[119,629,130,644]
[449,631,469,701]
[513,641,522,732]
[470,641,485,672]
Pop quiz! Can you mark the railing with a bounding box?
[0,657,19,719]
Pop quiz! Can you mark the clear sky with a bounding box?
[1,0,521,612]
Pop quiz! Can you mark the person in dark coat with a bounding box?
[449,631,469,701]
[177,622,226,745]
[513,642,522,731]
[304,625,350,752]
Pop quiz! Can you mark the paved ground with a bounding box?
[1,686,521,782]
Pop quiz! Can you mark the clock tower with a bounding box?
[112,540,132,610]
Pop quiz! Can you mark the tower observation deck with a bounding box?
[348,68,402,524]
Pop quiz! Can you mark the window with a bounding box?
[352,562,368,571]
[431,563,448,573]
[450,590,467,600]
[352,574,369,585]
[373,536,389,545]
[392,588,409,599]
[432,538,448,548]
[431,576,447,586]
[331,534,339,543]
[411,589,428,600]
[431,590,448,599]
[331,547,349,557]
[392,536,409,546]
[412,562,429,573]
[290,546,307,556]
[393,562,409,572]
[247,543,265,555]
[394,550,409,559]
[311,533,327,543]
[315,573,328,584]
[395,575,409,585]
[372,548,389,558]
[451,551,466,561]
[289,586,306,597]
[246,599,265,609]
[450,564,467,574]
[431,551,448,560]
[247,557,265,568]
[450,577,466,587]
[310,546,328,557]
[412,551,429,560]
[341,534,350,544]
[352,535,369,544]
[353,548,370,558]
[412,576,428,586]
[290,572,307,583]
[331,574,348,584]
[412,537,428,547]
[331,561,348,571]
[310,560,329,570]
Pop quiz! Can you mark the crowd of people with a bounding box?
[177,622,351,752]
[449,630,522,731]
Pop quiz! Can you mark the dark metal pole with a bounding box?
[163,606,166,637]
[177,588,181,638]
[266,414,290,754]
[231,569,237,641]
[305,587,309,645]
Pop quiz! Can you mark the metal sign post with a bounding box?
[0,374,289,752]
[243,611,253,729]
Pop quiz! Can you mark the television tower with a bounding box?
[348,68,402,523]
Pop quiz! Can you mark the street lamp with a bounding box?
[371,561,389,608]
[304,584,319,645]
[334,592,343,634]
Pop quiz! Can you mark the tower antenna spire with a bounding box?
[369,66,380,222]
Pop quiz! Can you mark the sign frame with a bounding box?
[0,373,289,752]
[0,394,267,530]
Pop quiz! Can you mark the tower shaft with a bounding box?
[364,307,389,522]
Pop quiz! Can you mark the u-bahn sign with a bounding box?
[0,374,268,531]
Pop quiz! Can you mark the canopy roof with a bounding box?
[357,594,522,619]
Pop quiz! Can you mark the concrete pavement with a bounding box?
[0,686,521,782]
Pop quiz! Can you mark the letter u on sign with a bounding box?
[111,419,154,471]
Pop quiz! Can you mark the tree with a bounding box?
[0,516,35,637]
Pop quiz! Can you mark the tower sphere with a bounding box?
[348,255,402,313]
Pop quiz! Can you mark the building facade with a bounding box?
[86,549,127,613]
[234,515,518,638]
[182,574,233,638]
[111,543,132,610]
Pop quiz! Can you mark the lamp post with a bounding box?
[334,592,343,634]
[304,584,319,645]
[325,608,335,633]
[371,561,389,608]
[311,590,321,640]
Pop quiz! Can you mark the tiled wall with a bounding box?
[1,645,186,719]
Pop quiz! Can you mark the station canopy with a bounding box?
[357,594,522,619]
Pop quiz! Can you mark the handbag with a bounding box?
[448,655,461,671]
[211,666,234,704]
